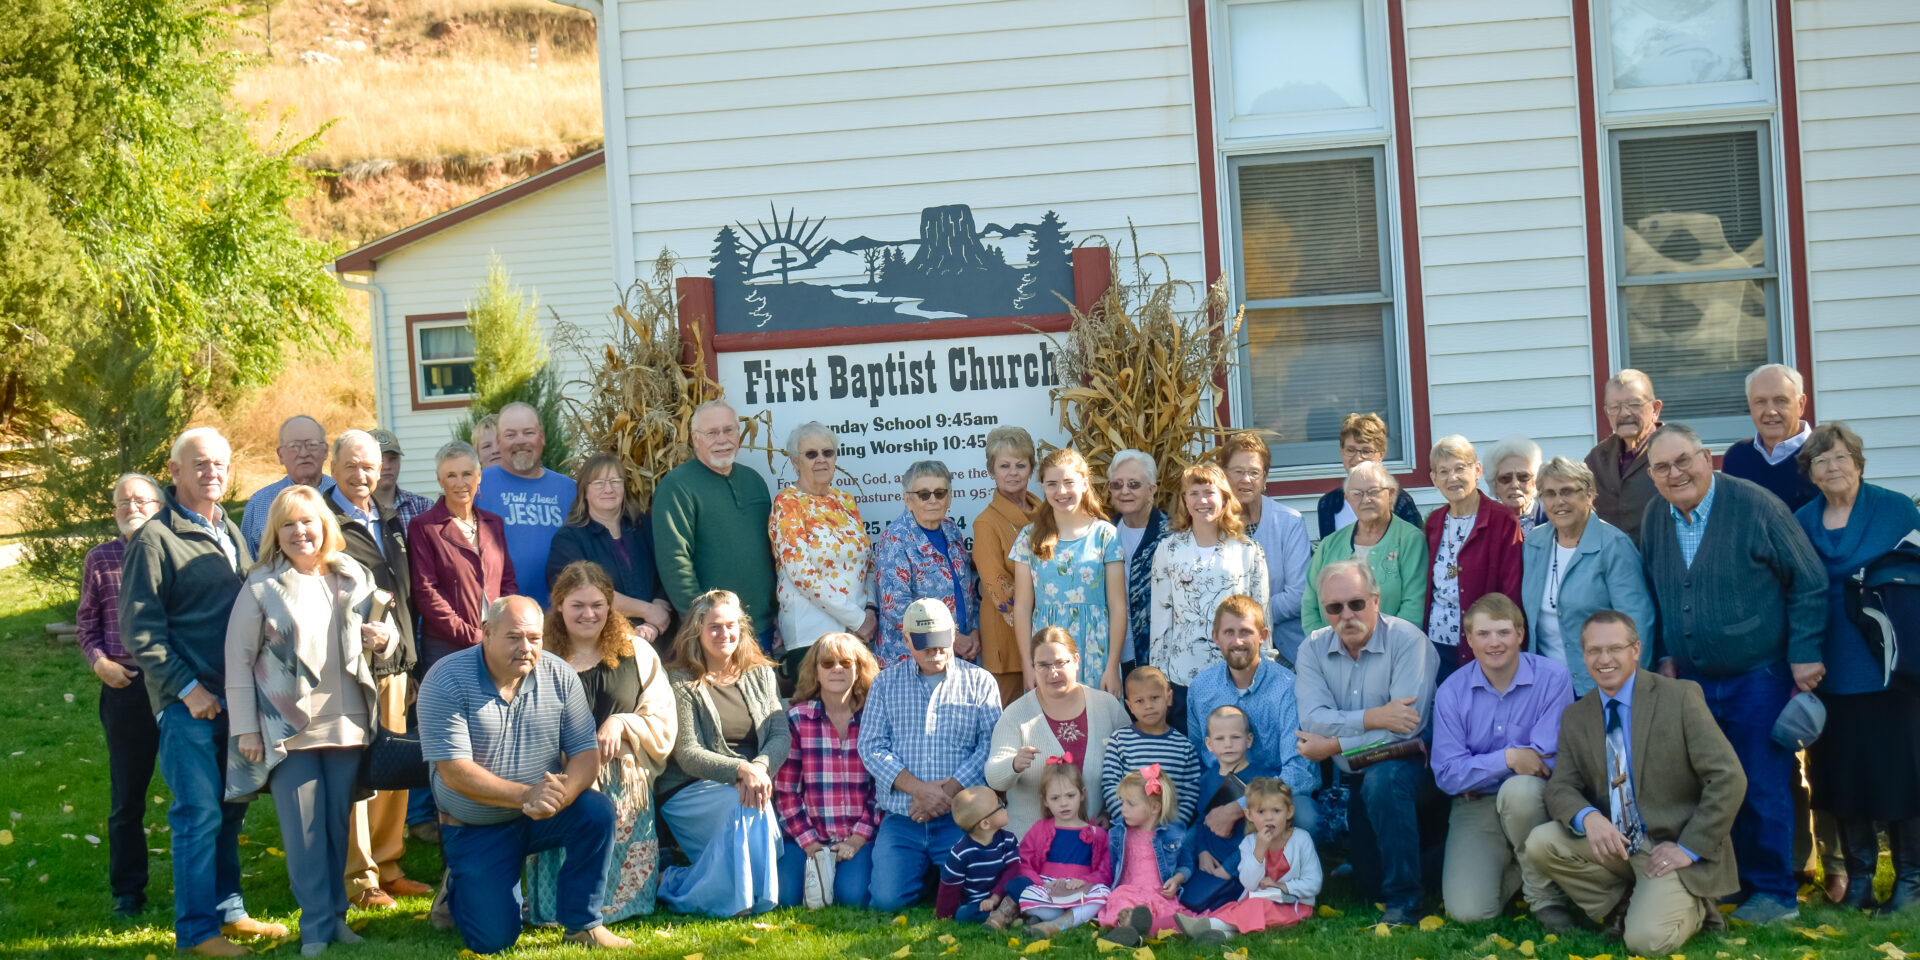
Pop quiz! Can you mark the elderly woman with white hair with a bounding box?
[769,421,875,679]
[1486,435,1547,535]
[1106,448,1168,673]
[1302,460,1428,634]
[1422,435,1523,681]
[873,460,980,665]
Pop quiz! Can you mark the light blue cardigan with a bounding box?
[1521,514,1656,696]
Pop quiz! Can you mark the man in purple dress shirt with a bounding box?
[77,473,166,917]
[1431,593,1575,925]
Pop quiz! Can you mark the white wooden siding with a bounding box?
[1404,0,1597,467]
[1794,0,1920,493]
[611,0,1207,325]
[371,168,617,491]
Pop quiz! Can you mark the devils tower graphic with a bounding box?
[709,202,1074,335]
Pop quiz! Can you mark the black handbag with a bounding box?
[359,718,428,791]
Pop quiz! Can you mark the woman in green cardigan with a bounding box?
[1303,461,1429,633]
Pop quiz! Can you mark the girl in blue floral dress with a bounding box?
[1010,448,1126,698]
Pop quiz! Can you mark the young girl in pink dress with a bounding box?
[1096,764,1188,946]
[1016,760,1113,936]
[1178,778,1320,942]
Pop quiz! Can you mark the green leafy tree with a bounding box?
[5,0,348,595]
[452,258,572,471]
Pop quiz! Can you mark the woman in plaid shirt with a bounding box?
[773,633,884,909]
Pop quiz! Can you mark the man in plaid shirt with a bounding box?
[76,473,166,917]
[859,599,1003,912]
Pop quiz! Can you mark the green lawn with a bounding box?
[0,564,1909,958]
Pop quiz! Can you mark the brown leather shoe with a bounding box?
[385,876,433,897]
[220,918,288,940]
[562,927,633,949]
[180,935,250,957]
[350,888,397,909]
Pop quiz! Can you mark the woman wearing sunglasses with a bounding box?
[771,422,876,681]
[873,460,980,665]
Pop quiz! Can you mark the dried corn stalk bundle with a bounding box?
[554,249,770,511]
[1045,236,1251,510]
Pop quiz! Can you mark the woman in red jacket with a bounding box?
[407,440,517,670]
[1423,435,1523,684]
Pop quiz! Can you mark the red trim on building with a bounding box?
[333,151,607,273]
[1773,0,1816,422]
[1188,0,1432,497]
[1569,1,1614,437]
[674,276,720,382]
[403,311,474,412]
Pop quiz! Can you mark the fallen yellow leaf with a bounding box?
[740,935,758,946]
[265,846,284,857]
[1874,944,1908,960]
[1728,940,1747,947]
[1419,915,1445,932]
[938,935,957,945]
[0,830,11,845]
[655,929,673,938]
[1008,938,1020,948]
[943,947,959,956]
[1670,956,1684,960]
[891,947,911,959]
[1024,940,1052,954]
[1546,936,1559,944]
[1375,923,1393,937]
[1522,940,1537,957]
[794,924,813,931]
[1096,940,1128,953]
[1817,925,1844,937]
[1224,949,1249,960]
[1494,935,1517,950]
[236,835,249,845]
[1132,949,1154,960]
[1317,905,1344,918]
[894,915,909,926]
[1594,954,1615,960]
[682,954,702,960]
[1791,926,1826,940]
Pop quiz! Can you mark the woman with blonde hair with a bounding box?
[656,590,790,916]
[225,485,393,956]
[1148,463,1268,732]
[525,561,676,921]
[1010,448,1126,696]
[773,633,884,909]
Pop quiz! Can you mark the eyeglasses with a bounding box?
[1346,486,1389,502]
[114,496,159,510]
[1648,451,1701,478]
[909,488,950,501]
[1111,479,1148,492]
[799,448,835,461]
[1583,642,1638,659]
[1536,485,1587,501]
[586,478,624,490]
[1322,597,1370,616]
[1225,468,1265,482]
[696,425,741,440]
[1604,400,1650,416]
[1810,451,1854,470]
[1494,471,1533,486]
[818,657,855,670]
[1341,445,1382,459]
[1034,659,1074,673]
[281,440,326,453]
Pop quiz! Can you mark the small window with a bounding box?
[1611,126,1777,433]
[414,317,476,404]
[1215,0,1387,141]
[1230,149,1401,469]
[1596,0,1774,115]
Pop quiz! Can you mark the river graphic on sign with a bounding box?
[708,203,1075,334]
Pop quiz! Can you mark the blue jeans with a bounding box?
[869,813,965,911]
[1347,756,1427,913]
[155,701,248,946]
[440,790,615,953]
[777,839,875,908]
[1688,662,1798,902]
[408,786,437,826]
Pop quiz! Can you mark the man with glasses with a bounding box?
[652,399,776,637]
[477,402,575,608]
[1639,423,1826,925]
[240,414,332,554]
[1523,611,1744,953]
[1583,370,1664,541]
[78,473,166,917]
[1294,560,1438,927]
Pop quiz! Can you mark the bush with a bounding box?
[452,257,572,471]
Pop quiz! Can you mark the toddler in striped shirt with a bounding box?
[936,787,1027,929]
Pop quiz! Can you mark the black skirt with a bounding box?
[1809,688,1920,820]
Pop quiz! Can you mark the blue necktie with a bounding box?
[1606,699,1647,853]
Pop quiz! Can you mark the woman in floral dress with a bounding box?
[770,422,875,678]
[1010,448,1126,698]
[526,561,677,922]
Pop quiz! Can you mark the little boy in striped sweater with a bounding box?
[1101,666,1204,825]
[937,787,1029,929]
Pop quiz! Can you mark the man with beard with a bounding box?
[240,415,332,554]
[77,473,166,917]
[1582,370,1663,541]
[418,596,625,952]
[651,399,777,639]
[1186,595,1319,834]
[476,403,574,609]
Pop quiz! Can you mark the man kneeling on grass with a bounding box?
[417,595,627,953]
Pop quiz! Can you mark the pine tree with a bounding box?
[453,257,572,471]
[1030,210,1074,306]
[710,225,748,292]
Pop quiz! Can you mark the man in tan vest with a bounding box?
[1524,610,1746,954]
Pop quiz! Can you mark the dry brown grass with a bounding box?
[1046,233,1248,510]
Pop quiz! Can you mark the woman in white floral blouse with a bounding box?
[770,422,876,679]
[1147,462,1269,733]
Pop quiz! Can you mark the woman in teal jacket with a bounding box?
[1303,461,1428,633]
[1519,456,1655,695]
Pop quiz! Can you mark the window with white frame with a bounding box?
[1596,0,1784,440]
[414,317,477,403]
[1214,0,1404,470]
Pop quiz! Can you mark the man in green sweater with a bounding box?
[651,399,777,640]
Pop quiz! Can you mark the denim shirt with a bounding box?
[1107,822,1185,887]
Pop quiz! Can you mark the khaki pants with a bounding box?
[1443,775,1565,920]
[1524,822,1707,956]
[346,673,410,897]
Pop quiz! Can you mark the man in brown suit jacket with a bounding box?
[1524,610,1746,955]
[1582,369,1663,541]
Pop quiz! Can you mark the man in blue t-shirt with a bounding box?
[476,402,575,608]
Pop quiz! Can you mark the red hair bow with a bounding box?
[1045,755,1071,766]
[1141,763,1164,796]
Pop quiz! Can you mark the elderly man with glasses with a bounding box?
[1638,423,1826,926]
[240,415,332,555]
[1582,370,1664,541]
[652,399,778,644]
